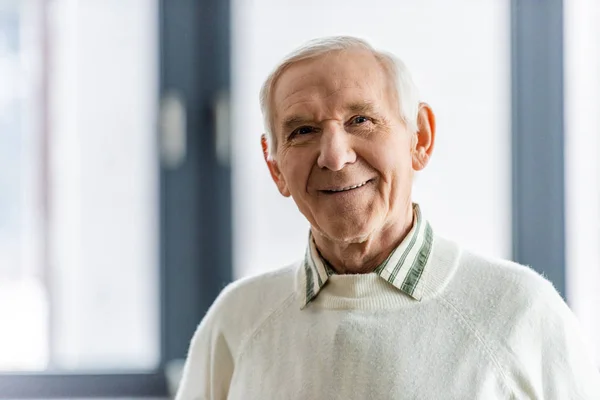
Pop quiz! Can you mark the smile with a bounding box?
[323,180,371,193]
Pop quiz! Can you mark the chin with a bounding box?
[316,218,377,244]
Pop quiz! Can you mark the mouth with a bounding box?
[321,179,373,194]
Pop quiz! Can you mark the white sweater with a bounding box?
[176,236,600,399]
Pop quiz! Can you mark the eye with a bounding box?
[291,126,315,136]
[351,116,370,125]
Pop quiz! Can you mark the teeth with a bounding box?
[329,181,368,192]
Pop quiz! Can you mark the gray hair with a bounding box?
[259,36,421,159]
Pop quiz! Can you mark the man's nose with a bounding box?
[316,123,357,171]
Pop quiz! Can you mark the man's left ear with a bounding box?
[412,102,436,171]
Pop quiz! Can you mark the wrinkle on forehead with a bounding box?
[280,83,366,115]
[277,77,383,114]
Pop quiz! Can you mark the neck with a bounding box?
[312,204,414,274]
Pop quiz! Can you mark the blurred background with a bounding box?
[0,0,598,397]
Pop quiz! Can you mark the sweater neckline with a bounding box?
[297,235,462,310]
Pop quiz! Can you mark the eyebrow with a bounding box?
[345,101,378,116]
[281,115,314,133]
[280,101,380,133]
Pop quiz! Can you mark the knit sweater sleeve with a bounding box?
[507,279,600,399]
[175,288,235,400]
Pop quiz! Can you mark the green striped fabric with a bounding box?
[302,203,434,307]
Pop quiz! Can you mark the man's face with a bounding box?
[267,50,417,243]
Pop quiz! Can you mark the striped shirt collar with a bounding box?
[300,203,434,308]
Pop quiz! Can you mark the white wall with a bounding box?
[232,0,511,278]
[564,0,600,366]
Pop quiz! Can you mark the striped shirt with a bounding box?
[301,203,434,307]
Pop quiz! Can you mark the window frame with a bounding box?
[510,0,566,297]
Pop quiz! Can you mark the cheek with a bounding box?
[367,139,413,178]
[280,152,313,196]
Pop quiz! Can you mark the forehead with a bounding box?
[272,50,389,120]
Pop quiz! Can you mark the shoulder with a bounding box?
[175,263,300,400]
[440,245,563,348]
[456,249,567,327]
[454,247,555,303]
[430,236,554,313]
[198,261,300,345]
[468,254,600,396]
[448,248,600,396]
[451,248,570,335]
[214,261,299,315]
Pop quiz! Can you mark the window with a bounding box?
[231,0,511,278]
[0,0,47,370]
[0,0,159,372]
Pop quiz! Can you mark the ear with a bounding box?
[411,103,436,171]
[261,134,290,197]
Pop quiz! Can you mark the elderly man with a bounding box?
[176,36,600,399]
